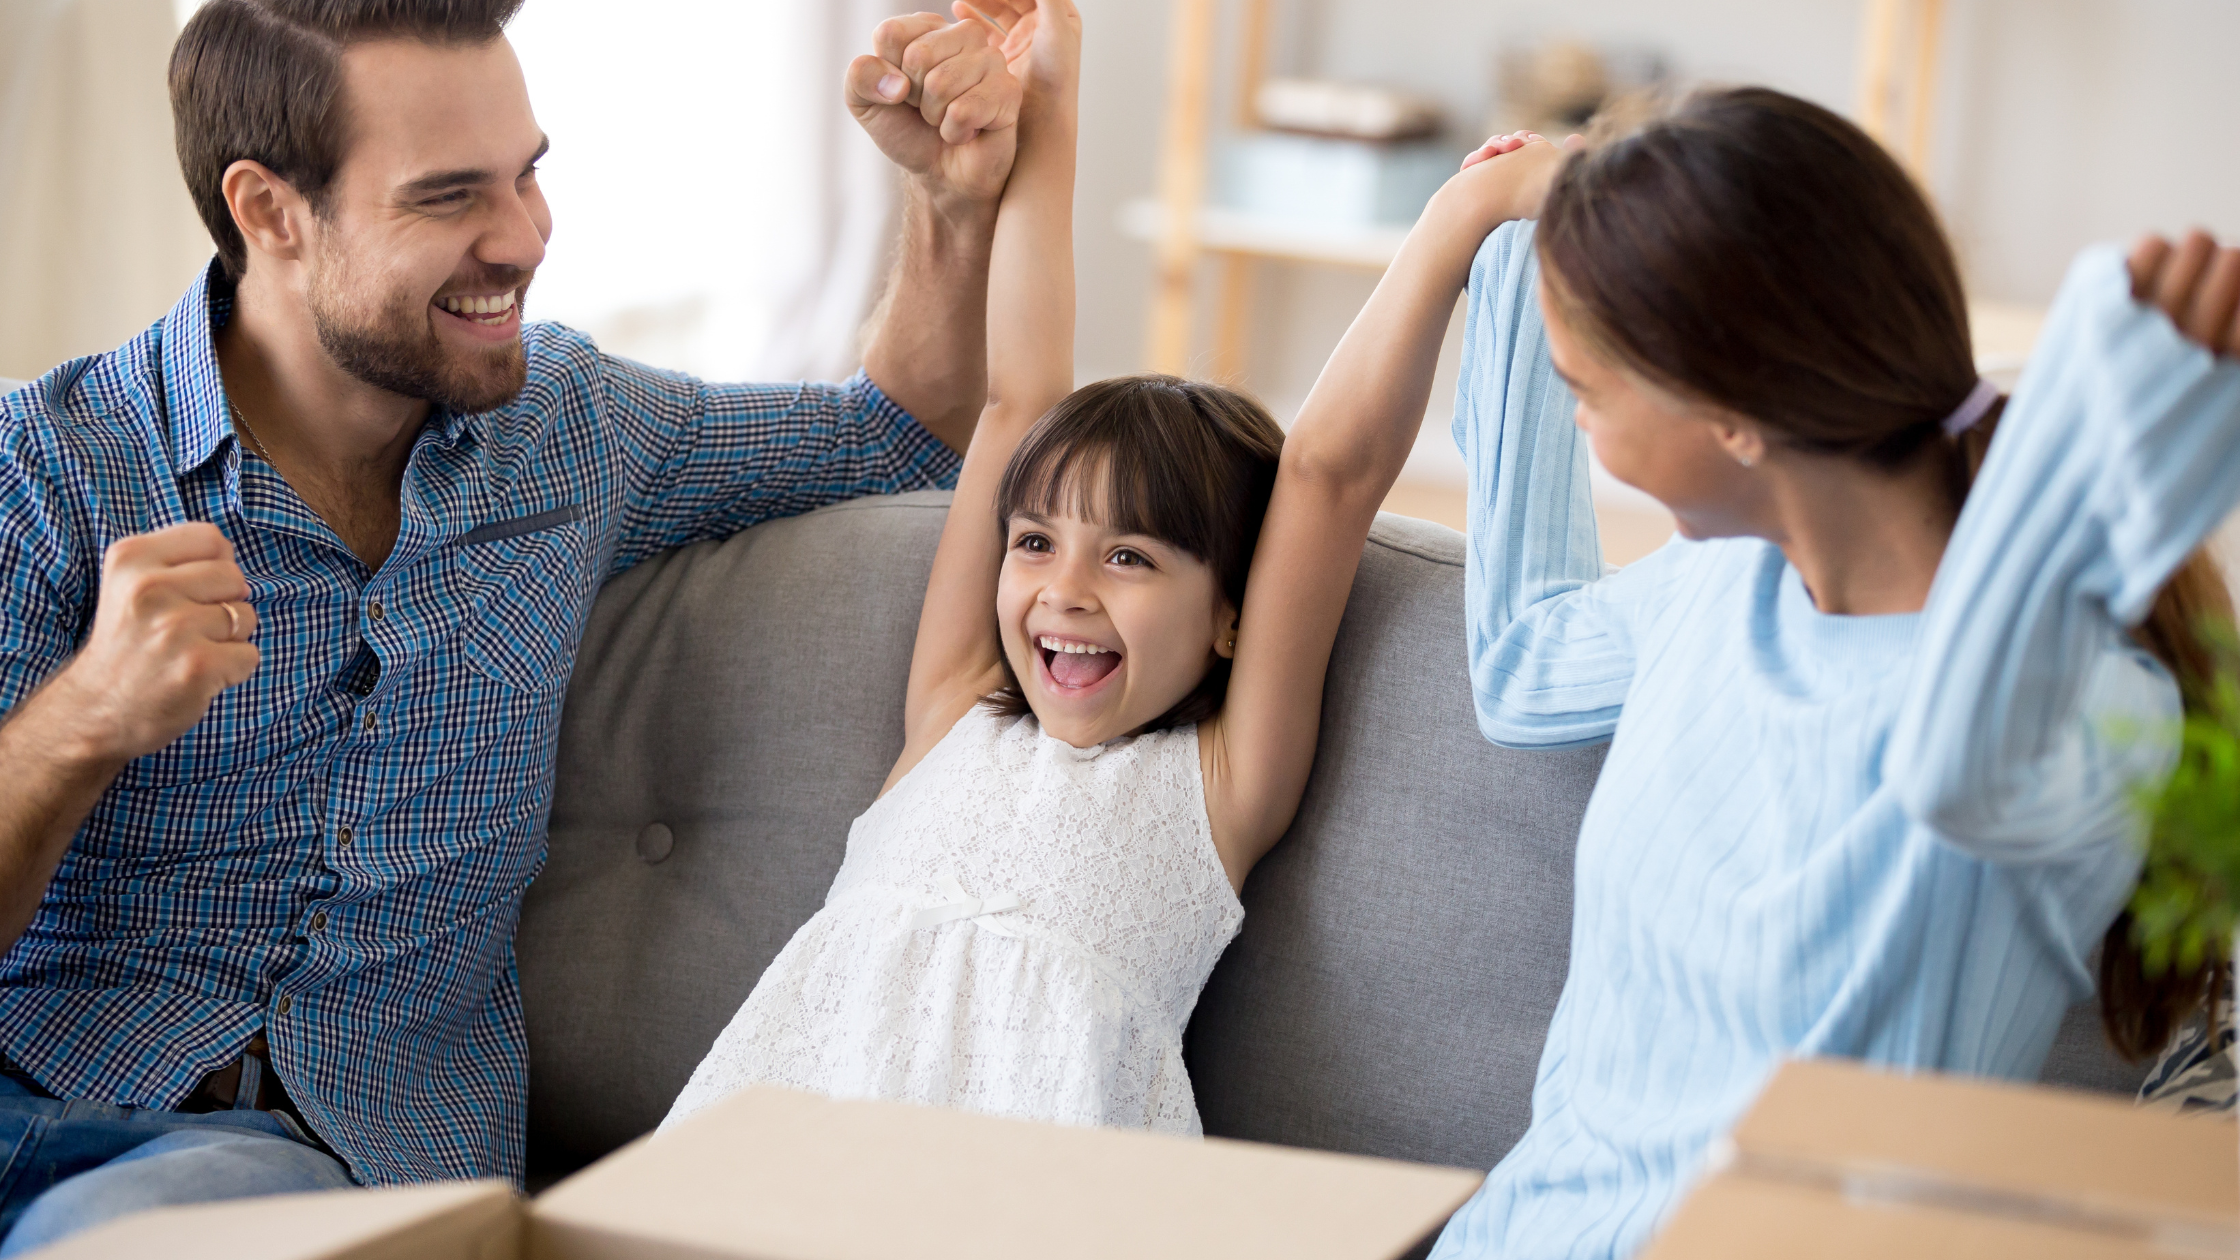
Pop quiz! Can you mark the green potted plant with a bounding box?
[2125,621,2240,1116]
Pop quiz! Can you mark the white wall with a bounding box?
[1069,0,2240,485]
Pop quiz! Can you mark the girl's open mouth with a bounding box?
[1037,634,1121,693]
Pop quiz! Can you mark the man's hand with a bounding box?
[45,522,260,766]
[0,522,258,955]
[2130,229,2240,358]
[847,12,1022,211]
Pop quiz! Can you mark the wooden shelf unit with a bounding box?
[1140,0,1964,382]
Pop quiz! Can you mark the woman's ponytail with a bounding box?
[2101,549,2236,1059]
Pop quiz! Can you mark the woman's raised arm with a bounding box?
[1891,234,2240,859]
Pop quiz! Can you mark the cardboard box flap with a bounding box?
[528,1087,1484,1260]
[1642,1170,2171,1260]
[31,1179,520,1260]
[1726,1059,2239,1241]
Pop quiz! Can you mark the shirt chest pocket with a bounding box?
[456,507,593,691]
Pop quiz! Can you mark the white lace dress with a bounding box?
[661,706,1245,1135]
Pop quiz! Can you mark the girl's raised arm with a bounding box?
[1198,141,1562,880]
[885,0,1081,794]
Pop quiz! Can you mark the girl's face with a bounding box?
[1537,277,1771,540]
[996,508,1236,748]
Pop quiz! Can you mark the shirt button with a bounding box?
[310,911,328,931]
[369,599,386,623]
[337,826,354,847]
[361,710,377,734]
[276,994,293,1015]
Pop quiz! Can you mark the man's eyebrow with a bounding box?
[396,135,550,200]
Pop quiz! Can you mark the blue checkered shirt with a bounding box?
[0,262,961,1185]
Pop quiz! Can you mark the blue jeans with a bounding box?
[0,1072,352,1254]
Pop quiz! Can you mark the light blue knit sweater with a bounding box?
[1428,222,2240,1260]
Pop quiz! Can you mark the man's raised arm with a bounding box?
[847,8,1025,453]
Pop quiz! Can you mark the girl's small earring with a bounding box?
[1734,451,1758,469]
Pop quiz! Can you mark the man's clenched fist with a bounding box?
[50,522,260,766]
[847,11,1022,209]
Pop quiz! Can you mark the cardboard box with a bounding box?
[36,1087,1483,1259]
[1643,1058,2240,1259]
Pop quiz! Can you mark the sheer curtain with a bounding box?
[0,0,209,381]
[509,0,919,384]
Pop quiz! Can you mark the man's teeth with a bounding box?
[439,290,517,318]
[1038,636,1113,655]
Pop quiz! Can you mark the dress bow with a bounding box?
[908,874,1026,930]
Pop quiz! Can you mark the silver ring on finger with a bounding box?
[222,601,241,642]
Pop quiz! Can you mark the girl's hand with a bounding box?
[2130,229,2240,358]
[1461,130,1545,171]
[956,0,1080,110]
[1418,132,1575,248]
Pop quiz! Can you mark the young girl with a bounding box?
[1365,92,2237,1259]
[661,0,1428,1135]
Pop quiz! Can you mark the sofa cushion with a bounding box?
[520,492,947,1172]
[518,491,2145,1176]
[1181,513,1601,1171]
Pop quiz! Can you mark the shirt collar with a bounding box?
[161,259,486,475]
[162,258,232,476]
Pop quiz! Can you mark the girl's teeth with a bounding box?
[1038,636,1112,655]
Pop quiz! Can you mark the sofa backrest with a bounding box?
[517,491,2145,1177]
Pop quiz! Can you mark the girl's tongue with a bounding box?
[1048,647,1120,688]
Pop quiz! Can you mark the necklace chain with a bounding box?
[227,399,273,464]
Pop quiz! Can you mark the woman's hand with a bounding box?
[2129,229,2240,358]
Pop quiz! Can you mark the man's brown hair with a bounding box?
[170,0,525,279]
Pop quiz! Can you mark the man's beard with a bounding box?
[308,258,531,415]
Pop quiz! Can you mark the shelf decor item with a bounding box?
[1253,77,1443,142]
[1217,132,1454,231]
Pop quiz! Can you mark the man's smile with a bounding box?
[434,288,519,333]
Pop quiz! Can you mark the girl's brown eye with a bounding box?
[1110,548,1146,567]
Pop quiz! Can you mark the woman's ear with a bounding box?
[1708,416,1769,470]
[1212,604,1239,660]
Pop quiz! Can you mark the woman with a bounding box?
[1309,86,2240,1259]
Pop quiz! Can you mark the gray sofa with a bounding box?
[515,490,2147,1183]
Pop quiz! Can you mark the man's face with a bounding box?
[304,35,551,414]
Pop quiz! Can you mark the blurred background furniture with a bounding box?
[513,492,2149,1188]
[0,0,207,382]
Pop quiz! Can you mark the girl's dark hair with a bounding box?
[981,374,1285,733]
[1537,85,2236,1060]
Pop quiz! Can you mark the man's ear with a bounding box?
[1212,603,1239,660]
[222,159,315,270]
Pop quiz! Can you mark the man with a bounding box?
[0,0,1032,1249]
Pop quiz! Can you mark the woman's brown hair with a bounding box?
[981,375,1285,733]
[1537,85,2235,1059]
